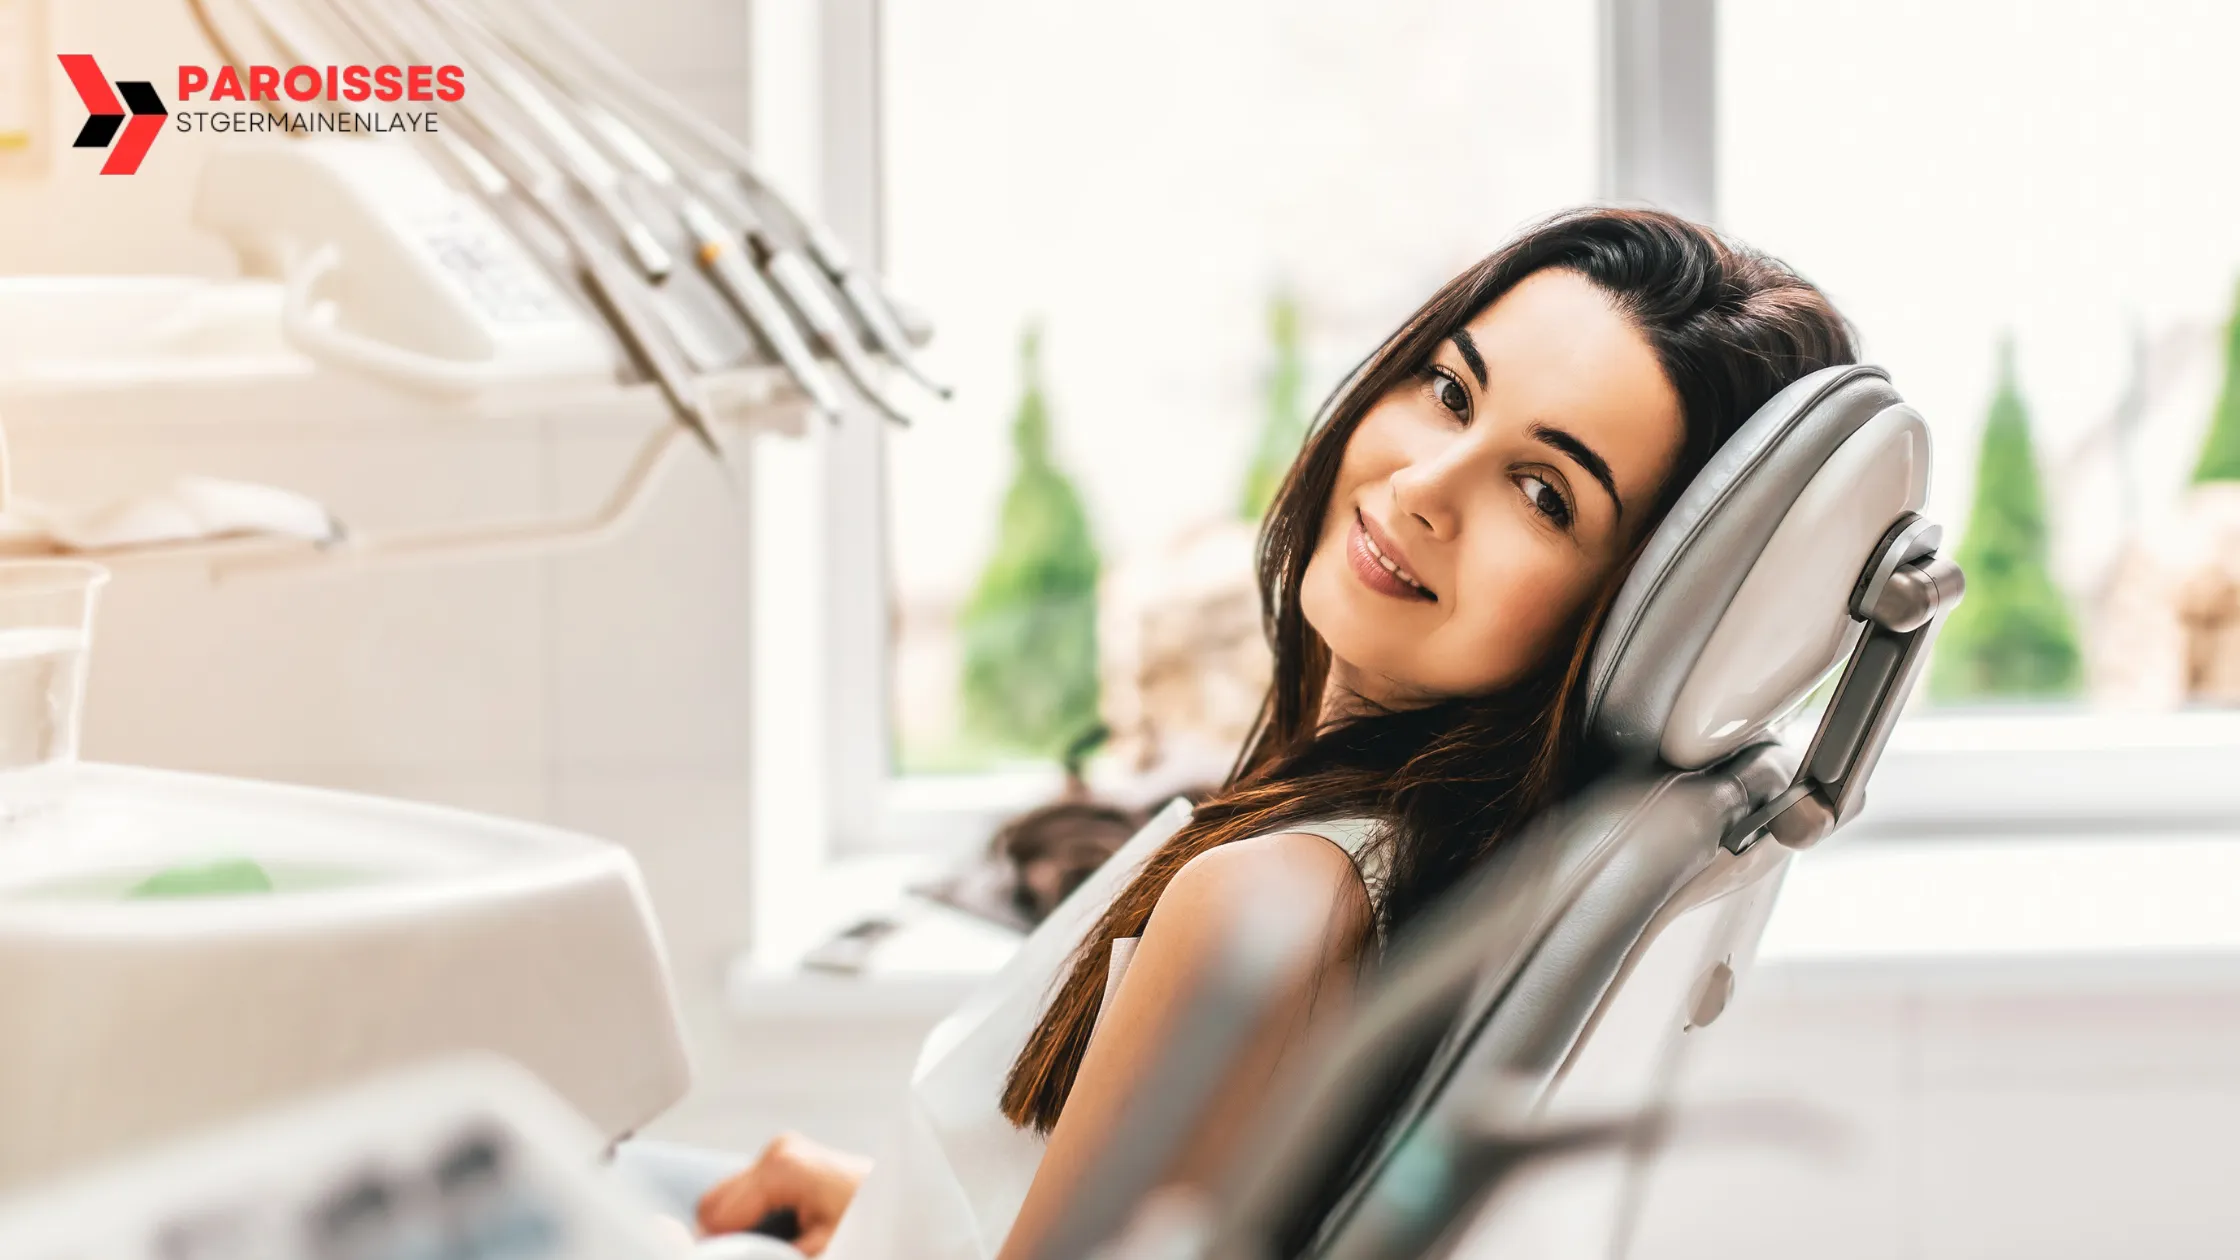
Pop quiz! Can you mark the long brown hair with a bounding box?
[1001,207,1857,1133]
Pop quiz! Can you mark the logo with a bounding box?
[58,54,166,175]
[57,54,463,172]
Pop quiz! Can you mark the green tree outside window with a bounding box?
[1240,290,1309,522]
[1930,339,2083,700]
[959,324,1103,759]
[2193,275,2240,485]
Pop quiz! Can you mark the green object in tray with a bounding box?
[127,858,276,899]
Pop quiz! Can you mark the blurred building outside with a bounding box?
[2075,292,2240,707]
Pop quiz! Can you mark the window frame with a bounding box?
[807,0,1086,860]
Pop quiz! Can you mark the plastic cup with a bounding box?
[0,561,109,826]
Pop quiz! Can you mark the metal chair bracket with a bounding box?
[1722,513,1965,853]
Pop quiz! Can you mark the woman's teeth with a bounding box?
[1361,523,1428,594]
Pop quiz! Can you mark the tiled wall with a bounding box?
[1628,968,2240,1260]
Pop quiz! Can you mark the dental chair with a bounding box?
[1054,363,1963,1260]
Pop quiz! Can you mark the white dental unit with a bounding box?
[0,0,936,1245]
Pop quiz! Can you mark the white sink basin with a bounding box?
[0,763,690,1191]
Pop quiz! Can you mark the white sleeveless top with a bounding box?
[821,799,1384,1260]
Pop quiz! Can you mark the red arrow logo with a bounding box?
[58,54,165,175]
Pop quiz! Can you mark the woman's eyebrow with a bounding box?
[1449,329,1488,387]
[1528,423,1624,522]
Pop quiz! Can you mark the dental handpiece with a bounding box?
[758,238,917,426]
[790,215,952,399]
[422,101,723,453]
[555,205,722,455]
[691,171,915,425]
[570,100,850,420]
[468,0,950,395]
[293,0,721,452]
[679,199,848,419]
[427,0,861,422]
[481,59,672,282]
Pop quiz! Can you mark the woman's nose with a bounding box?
[1390,447,1468,540]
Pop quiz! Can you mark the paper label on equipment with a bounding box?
[417,210,574,325]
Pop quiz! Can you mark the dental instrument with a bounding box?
[181,0,932,455]
[373,0,902,424]
[414,0,911,424]
[576,93,915,427]
[530,56,850,418]
[461,0,952,399]
[306,0,793,435]
[283,0,675,295]
[676,197,851,420]
[573,100,852,418]
[244,0,731,452]
[403,1,673,285]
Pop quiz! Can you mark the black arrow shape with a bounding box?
[72,110,121,149]
[118,81,166,120]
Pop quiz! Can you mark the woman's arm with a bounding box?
[996,831,1374,1260]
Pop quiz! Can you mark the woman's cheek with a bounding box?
[1442,611,1534,694]
[1450,559,1577,690]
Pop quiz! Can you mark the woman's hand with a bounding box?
[696,1132,872,1256]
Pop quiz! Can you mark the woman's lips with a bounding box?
[1348,509,1434,602]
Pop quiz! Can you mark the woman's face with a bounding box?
[1301,268,1687,713]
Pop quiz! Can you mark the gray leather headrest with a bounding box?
[1583,364,1931,769]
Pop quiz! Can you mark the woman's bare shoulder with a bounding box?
[1151,831,1374,952]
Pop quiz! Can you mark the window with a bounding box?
[824,0,2240,859]
[1720,0,2240,713]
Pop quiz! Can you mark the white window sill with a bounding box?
[731,711,2240,1021]
[1841,707,2240,835]
[1753,829,2240,993]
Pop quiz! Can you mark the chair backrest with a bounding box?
[1198,365,1959,1260]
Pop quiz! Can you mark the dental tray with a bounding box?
[0,763,689,1192]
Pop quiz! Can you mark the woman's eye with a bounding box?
[1425,367,1470,419]
[1438,376,1469,415]
[1519,474,1573,528]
